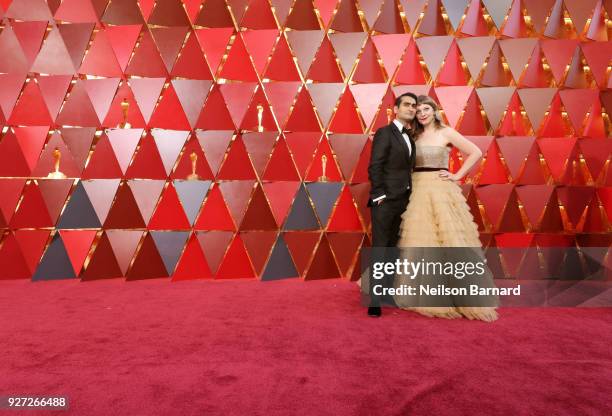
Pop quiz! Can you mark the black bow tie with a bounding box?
[401,127,411,136]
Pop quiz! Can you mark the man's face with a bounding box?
[394,96,417,122]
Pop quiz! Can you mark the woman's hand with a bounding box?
[438,170,460,182]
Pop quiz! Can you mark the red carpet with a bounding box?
[1,279,611,415]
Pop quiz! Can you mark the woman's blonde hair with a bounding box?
[414,95,445,137]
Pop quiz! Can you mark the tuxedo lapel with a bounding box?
[389,123,412,166]
[408,135,416,167]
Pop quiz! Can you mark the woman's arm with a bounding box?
[441,127,482,181]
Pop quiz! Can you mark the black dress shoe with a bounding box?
[368,306,381,317]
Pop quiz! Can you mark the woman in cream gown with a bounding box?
[394,95,498,322]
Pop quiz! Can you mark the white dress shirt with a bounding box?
[393,118,413,156]
[372,119,412,203]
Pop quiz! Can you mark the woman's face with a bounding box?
[416,104,435,126]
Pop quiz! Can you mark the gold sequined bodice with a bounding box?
[414,145,451,169]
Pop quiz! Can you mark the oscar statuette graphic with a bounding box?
[318,154,328,182]
[387,107,392,124]
[187,152,199,180]
[119,98,131,129]
[257,104,263,132]
[47,147,67,179]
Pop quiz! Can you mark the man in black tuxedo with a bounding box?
[366,92,417,317]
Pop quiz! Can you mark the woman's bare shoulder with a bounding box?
[438,125,455,135]
[437,126,456,145]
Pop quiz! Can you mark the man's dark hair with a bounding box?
[394,92,417,108]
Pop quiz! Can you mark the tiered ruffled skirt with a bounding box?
[394,171,498,311]
[398,171,480,247]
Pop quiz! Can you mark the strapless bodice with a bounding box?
[415,145,450,169]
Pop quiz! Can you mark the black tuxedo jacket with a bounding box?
[367,122,416,207]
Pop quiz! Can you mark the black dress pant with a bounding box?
[368,193,410,307]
